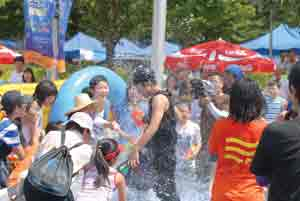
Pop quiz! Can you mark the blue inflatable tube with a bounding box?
[50,66,127,123]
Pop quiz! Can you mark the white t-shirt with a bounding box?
[9,70,23,83]
[175,120,201,172]
[74,166,117,201]
[191,99,202,123]
[280,79,289,100]
[38,130,93,174]
[92,111,107,138]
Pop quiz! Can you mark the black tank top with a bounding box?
[146,91,177,155]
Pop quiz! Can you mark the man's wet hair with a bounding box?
[133,65,156,85]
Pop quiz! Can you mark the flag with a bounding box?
[24,0,73,73]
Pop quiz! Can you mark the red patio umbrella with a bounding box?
[0,45,19,64]
[165,39,276,73]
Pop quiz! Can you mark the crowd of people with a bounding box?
[0,52,299,201]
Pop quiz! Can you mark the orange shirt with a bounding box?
[209,118,267,201]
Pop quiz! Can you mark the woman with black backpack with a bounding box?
[23,112,94,201]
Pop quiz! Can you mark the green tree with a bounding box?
[0,0,9,7]
[167,0,265,47]
[0,0,23,39]
[250,0,300,27]
[70,0,153,68]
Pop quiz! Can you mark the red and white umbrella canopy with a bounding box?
[165,39,276,73]
[0,45,20,64]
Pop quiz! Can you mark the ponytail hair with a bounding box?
[94,138,120,188]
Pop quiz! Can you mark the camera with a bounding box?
[191,79,216,99]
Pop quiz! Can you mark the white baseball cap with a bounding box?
[68,112,93,132]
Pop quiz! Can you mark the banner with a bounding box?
[57,0,73,73]
[24,0,73,73]
[0,80,65,95]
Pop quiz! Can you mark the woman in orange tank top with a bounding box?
[209,78,267,201]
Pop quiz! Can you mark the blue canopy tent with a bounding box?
[241,24,300,56]
[65,33,149,61]
[145,41,181,57]
[114,38,148,60]
[64,32,106,62]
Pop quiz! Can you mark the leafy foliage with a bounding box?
[167,0,266,47]
[0,1,24,39]
[0,0,299,66]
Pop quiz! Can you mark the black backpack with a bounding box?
[24,128,83,201]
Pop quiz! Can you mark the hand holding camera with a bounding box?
[191,79,216,99]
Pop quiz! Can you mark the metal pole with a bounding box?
[47,0,59,80]
[269,0,273,58]
[151,0,167,86]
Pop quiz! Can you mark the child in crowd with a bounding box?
[21,80,57,146]
[175,102,202,200]
[0,91,27,189]
[114,84,148,144]
[176,102,201,171]
[264,80,287,123]
[74,138,126,201]
[0,91,40,189]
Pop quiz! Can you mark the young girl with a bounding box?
[22,80,58,146]
[75,138,126,201]
[114,84,148,144]
[22,68,36,83]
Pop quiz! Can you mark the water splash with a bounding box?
[113,176,210,201]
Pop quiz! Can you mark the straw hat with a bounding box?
[65,93,96,116]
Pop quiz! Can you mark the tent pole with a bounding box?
[151,0,167,87]
[269,0,273,58]
[47,0,59,80]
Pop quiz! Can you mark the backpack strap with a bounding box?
[60,127,66,146]
[68,142,84,151]
[69,142,85,178]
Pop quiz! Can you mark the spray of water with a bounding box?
[113,173,210,201]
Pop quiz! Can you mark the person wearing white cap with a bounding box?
[2,112,94,201]
[38,112,93,174]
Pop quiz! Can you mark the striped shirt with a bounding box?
[264,96,286,123]
[0,118,20,147]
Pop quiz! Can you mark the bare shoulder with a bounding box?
[152,94,169,111]
[152,94,169,105]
